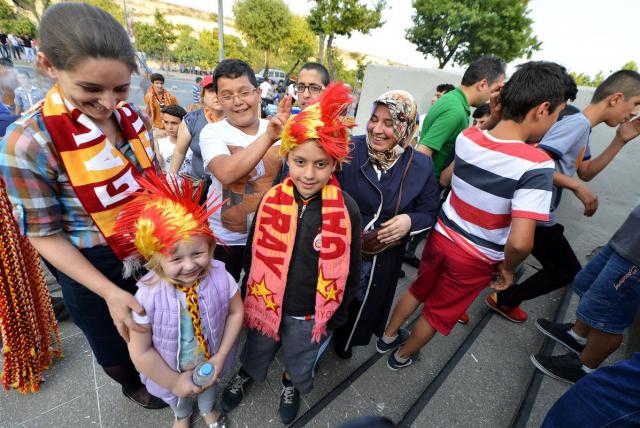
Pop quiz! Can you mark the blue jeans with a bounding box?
[573,244,640,334]
[543,353,640,427]
[172,385,217,419]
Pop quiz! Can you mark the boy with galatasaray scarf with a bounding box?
[116,173,244,428]
[220,83,362,424]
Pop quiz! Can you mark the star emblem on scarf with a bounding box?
[316,267,342,304]
[247,276,280,314]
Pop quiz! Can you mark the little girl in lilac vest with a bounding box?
[114,173,243,428]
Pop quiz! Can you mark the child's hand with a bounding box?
[172,371,202,398]
[616,116,640,143]
[572,183,598,216]
[490,262,513,290]
[377,214,412,244]
[266,95,292,142]
[201,354,226,389]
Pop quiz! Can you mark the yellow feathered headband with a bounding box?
[280,82,354,163]
[113,173,223,267]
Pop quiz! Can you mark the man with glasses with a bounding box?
[199,59,292,281]
[295,62,330,109]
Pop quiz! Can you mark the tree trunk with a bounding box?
[326,34,336,80]
[264,48,270,78]
[286,59,300,83]
[318,32,325,64]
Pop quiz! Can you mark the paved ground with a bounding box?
[2,62,639,427]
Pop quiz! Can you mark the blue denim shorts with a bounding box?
[573,244,640,334]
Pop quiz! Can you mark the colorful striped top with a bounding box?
[436,127,554,262]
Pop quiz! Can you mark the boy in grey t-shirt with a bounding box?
[487,70,640,323]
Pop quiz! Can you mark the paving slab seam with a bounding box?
[396,309,493,428]
[288,315,422,428]
[91,355,104,428]
[509,286,573,428]
[13,395,83,427]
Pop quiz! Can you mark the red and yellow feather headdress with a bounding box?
[113,173,223,264]
[280,82,354,163]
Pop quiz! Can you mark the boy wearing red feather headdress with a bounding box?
[220,83,362,424]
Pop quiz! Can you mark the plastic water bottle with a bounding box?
[191,362,215,387]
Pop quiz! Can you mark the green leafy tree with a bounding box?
[0,1,36,37]
[407,0,541,68]
[307,0,385,78]
[569,71,593,87]
[592,71,605,87]
[279,15,317,77]
[622,61,638,72]
[66,0,125,26]
[233,0,291,76]
[133,10,176,67]
[172,28,252,70]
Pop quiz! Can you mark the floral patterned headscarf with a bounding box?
[366,90,418,171]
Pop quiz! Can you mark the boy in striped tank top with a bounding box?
[378,61,572,370]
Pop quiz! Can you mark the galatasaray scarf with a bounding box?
[244,176,351,343]
[42,84,155,260]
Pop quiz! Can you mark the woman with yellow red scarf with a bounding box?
[0,3,166,409]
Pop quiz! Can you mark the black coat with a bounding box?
[335,135,440,348]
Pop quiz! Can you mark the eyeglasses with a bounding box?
[294,84,325,95]
[218,89,257,103]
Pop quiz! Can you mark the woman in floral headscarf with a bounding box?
[333,90,440,358]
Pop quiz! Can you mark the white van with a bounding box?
[257,69,286,84]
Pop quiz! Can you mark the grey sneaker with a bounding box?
[535,319,586,354]
[376,328,410,354]
[530,352,586,384]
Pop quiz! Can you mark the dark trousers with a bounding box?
[496,223,582,308]
[57,246,137,368]
[405,230,428,257]
[214,244,245,283]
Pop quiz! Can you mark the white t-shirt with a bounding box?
[259,81,272,99]
[200,119,281,246]
[157,136,193,175]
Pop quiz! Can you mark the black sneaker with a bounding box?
[221,369,254,413]
[278,380,300,425]
[535,319,585,354]
[403,255,421,268]
[121,385,168,409]
[387,350,418,371]
[530,352,586,384]
[376,328,410,354]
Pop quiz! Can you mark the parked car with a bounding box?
[257,68,286,84]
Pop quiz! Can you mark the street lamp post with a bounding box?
[218,0,224,62]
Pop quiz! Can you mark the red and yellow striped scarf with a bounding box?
[175,280,210,359]
[244,176,351,343]
[42,84,156,260]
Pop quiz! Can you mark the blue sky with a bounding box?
[167,0,637,76]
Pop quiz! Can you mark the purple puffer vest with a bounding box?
[134,260,237,407]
